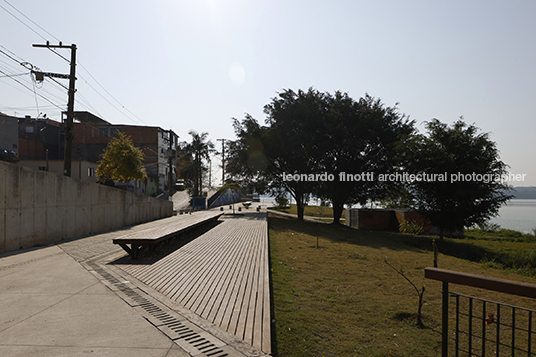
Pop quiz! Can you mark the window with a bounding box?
[38,166,47,171]
[99,127,108,137]
[25,126,34,133]
[88,168,95,177]
[110,127,122,137]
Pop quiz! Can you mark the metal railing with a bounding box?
[425,268,536,356]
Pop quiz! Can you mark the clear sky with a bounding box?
[1,0,535,186]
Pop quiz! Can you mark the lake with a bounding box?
[261,196,536,234]
[490,199,536,233]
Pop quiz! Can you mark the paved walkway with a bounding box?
[117,213,271,353]
[0,207,271,357]
[0,245,181,356]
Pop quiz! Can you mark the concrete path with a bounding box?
[0,245,183,356]
[0,208,271,357]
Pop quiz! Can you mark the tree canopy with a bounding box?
[402,119,512,239]
[227,88,414,222]
[310,92,414,223]
[227,88,512,237]
[178,131,214,197]
[96,132,147,183]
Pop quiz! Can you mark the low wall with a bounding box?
[209,189,242,208]
[344,208,462,237]
[0,160,173,253]
[345,208,400,231]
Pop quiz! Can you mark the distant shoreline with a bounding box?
[510,186,536,199]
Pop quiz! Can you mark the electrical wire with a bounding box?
[31,76,40,117]
[77,62,146,124]
[0,2,48,42]
[0,69,64,110]
[0,105,57,111]
[47,76,69,91]
[0,72,26,78]
[0,46,29,67]
[47,48,71,64]
[2,0,61,42]
[76,72,145,125]
[1,2,148,126]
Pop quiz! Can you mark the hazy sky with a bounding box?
[1,0,535,185]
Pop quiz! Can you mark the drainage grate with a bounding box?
[0,252,64,271]
[87,262,229,357]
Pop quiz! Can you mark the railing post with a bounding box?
[426,267,536,357]
[443,281,449,357]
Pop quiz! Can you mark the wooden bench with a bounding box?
[113,211,223,259]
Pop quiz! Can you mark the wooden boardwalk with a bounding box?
[117,211,272,354]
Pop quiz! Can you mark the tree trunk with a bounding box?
[193,152,199,197]
[332,203,344,225]
[417,288,424,327]
[297,202,305,220]
[291,189,305,221]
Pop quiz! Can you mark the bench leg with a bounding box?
[132,244,141,259]
[118,243,146,259]
[118,243,134,258]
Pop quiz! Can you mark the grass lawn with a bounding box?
[268,214,536,356]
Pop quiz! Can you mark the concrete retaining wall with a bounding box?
[345,208,400,231]
[0,160,173,253]
[210,189,242,208]
[344,208,462,237]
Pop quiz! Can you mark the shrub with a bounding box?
[399,219,424,235]
[476,221,501,233]
[275,196,289,209]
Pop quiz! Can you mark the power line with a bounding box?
[0,57,99,117]
[0,105,57,110]
[47,48,71,64]
[1,2,149,127]
[31,75,40,116]
[0,68,64,110]
[1,0,69,70]
[2,0,61,42]
[77,62,147,124]
[0,46,29,66]
[0,49,69,112]
[0,2,48,42]
[76,70,145,125]
[0,72,26,78]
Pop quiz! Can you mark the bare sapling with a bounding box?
[384,258,426,327]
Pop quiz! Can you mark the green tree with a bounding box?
[261,88,326,220]
[403,119,512,240]
[227,89,324,220]
[96,132,147,183]
[226,114,270,194]
[313,92,414,224]
[227,88,413,223]
[178,131,214,197]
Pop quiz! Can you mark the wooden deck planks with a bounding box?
[113,211,223,243]
[117,212,271,355]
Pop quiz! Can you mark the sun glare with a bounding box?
[229,62,246,85]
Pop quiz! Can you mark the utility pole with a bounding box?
[217,138,226,185]
[167,130,176,200]
[32,42,77,177]
[207,149,217,189]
